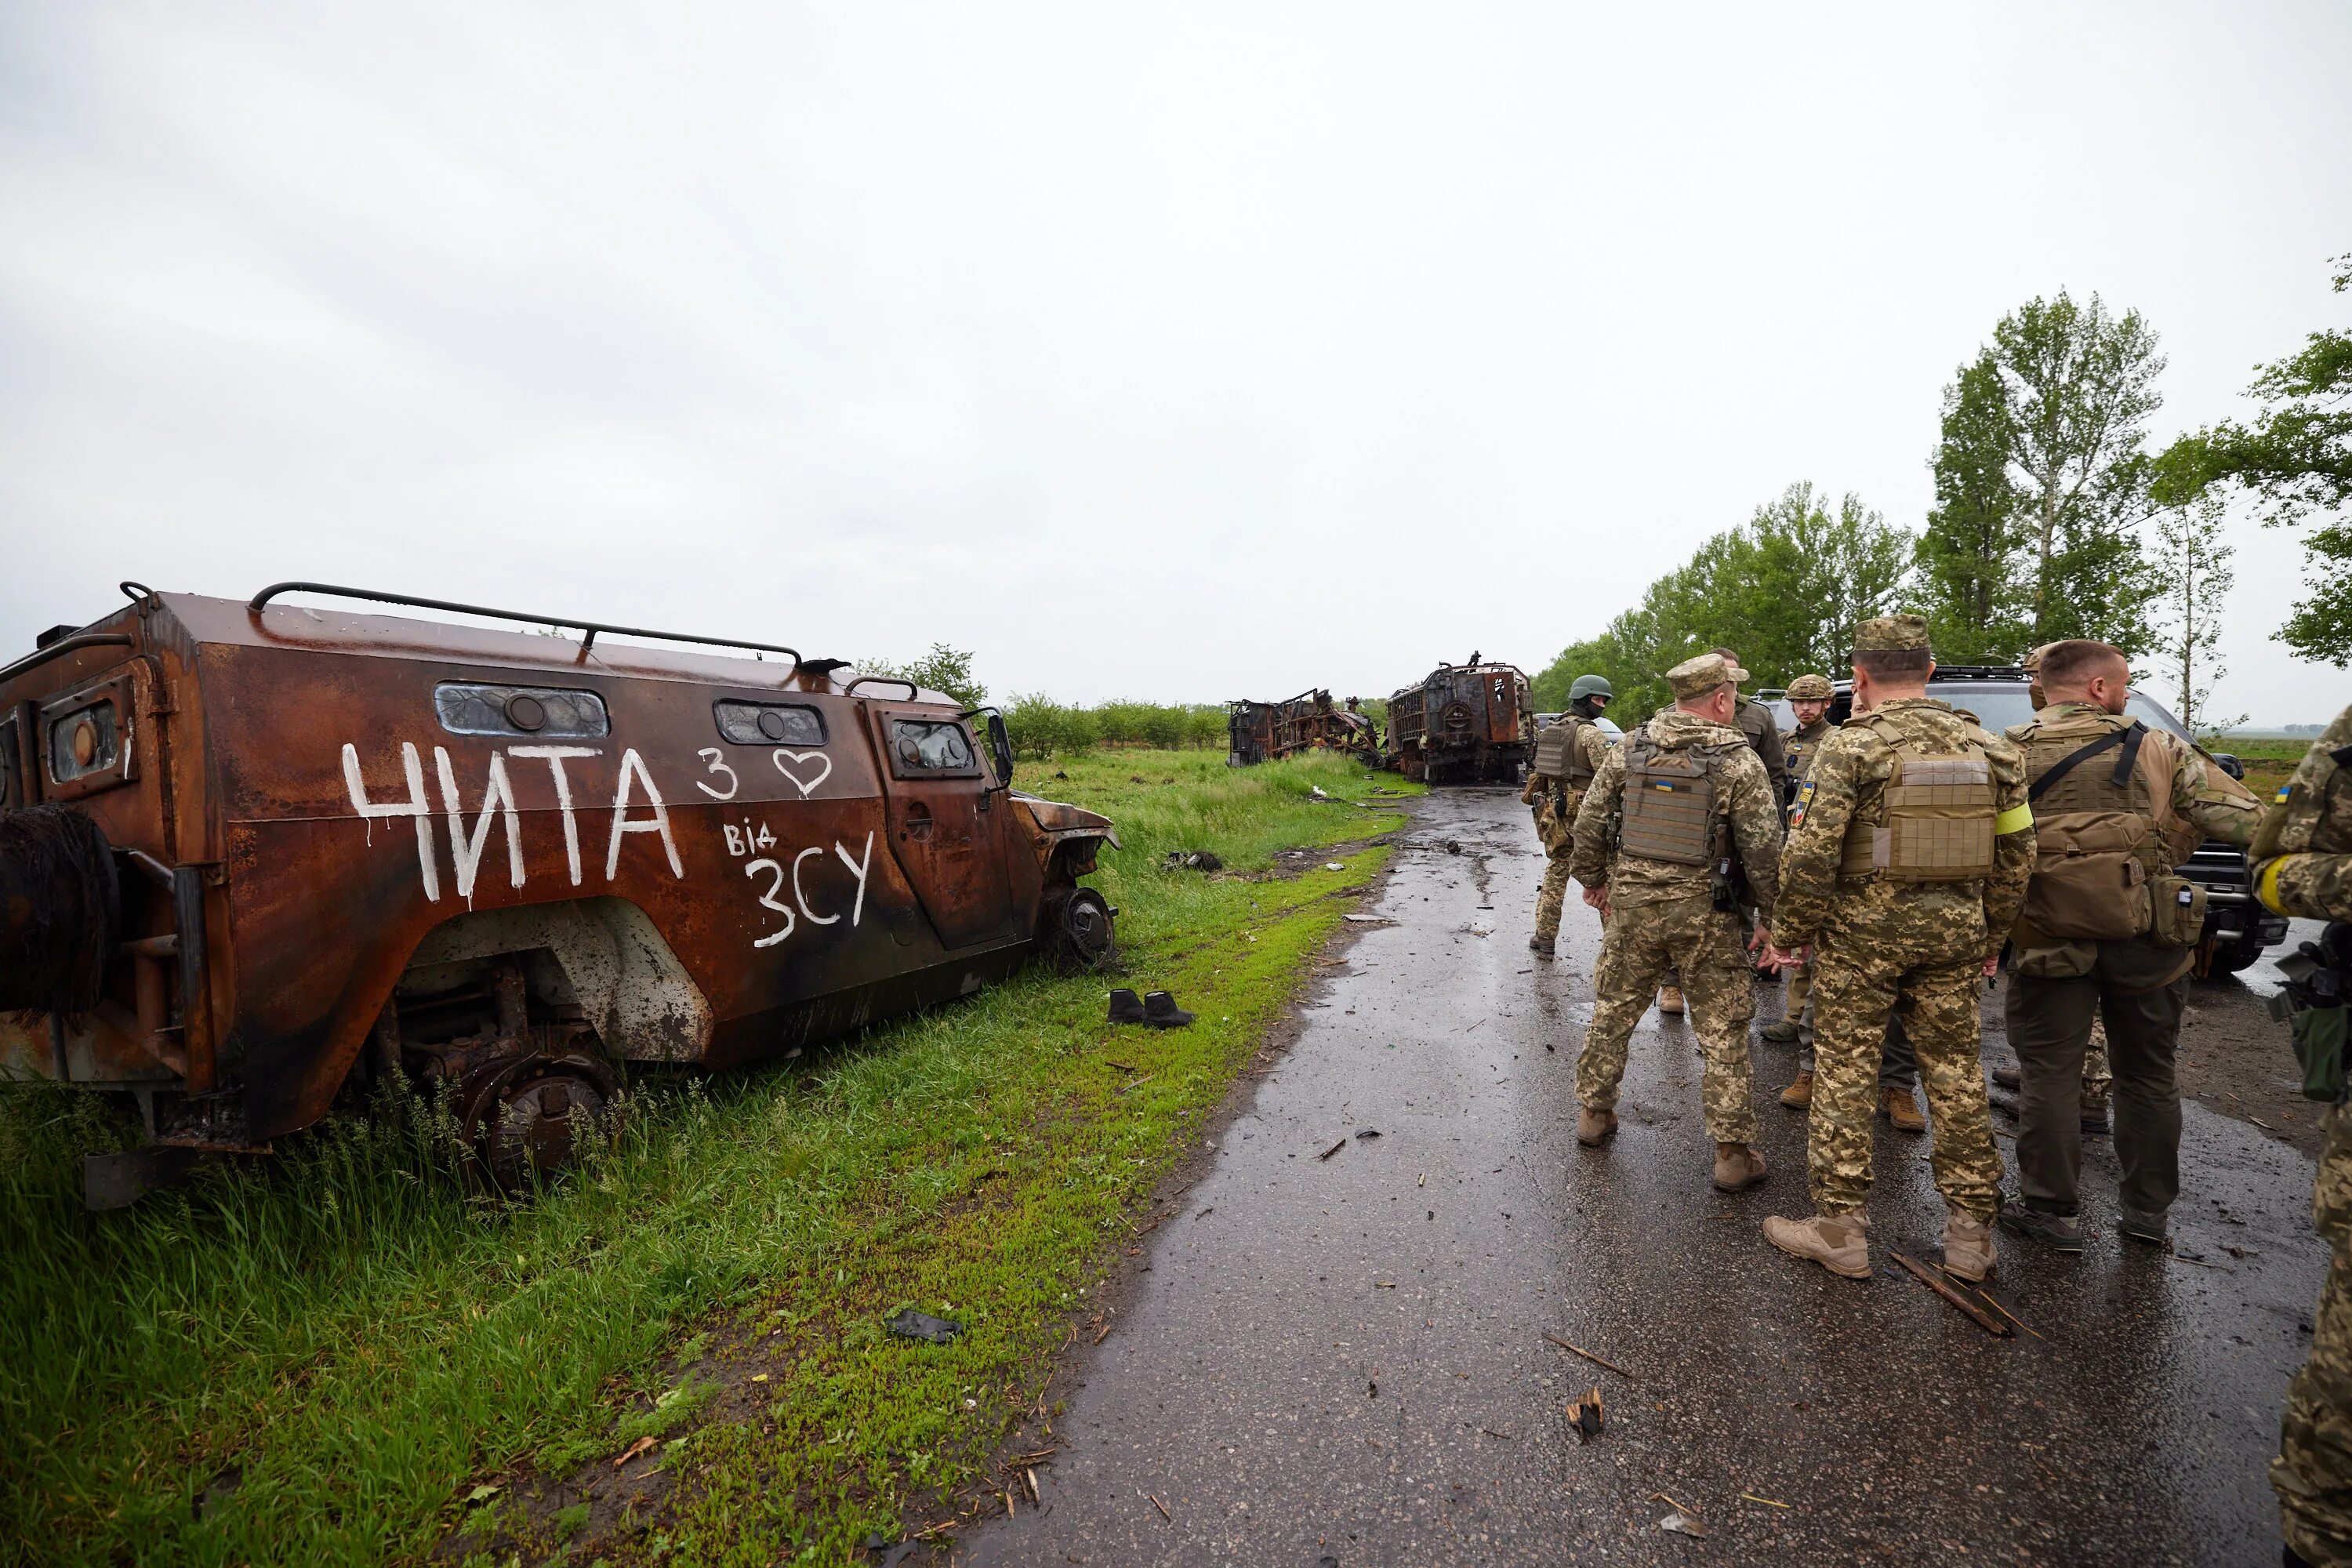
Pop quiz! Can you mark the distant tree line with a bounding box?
[1535,255,2352,729]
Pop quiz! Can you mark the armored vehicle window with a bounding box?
[891,719,976,774]
[434,683,609,739]
[714,701,826,746]
[47,698,120,782]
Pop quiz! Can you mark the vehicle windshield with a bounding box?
[1927,686,2190,742]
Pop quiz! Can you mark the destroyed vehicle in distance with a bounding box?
[1226,689,1381,768]
[0,582,1120,1207]
[1759,665,2285,978]
[1385,659,1534,784]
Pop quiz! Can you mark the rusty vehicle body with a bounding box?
[0,583,1118,1205]
[1226,689,1381,768]
[1383,660,1534,784]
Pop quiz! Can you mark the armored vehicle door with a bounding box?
[871,706,1020,949]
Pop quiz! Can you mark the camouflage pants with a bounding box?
[1535,849,1572,943]
[1577,892,1759,1144]
[2276,1102,2352,1566]
[1806,937,2002,1219]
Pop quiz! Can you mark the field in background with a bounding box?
[0,750,1415,1566]
[2217,735,2316,802]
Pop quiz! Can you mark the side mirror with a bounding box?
[987,710,1014,787]
[2212,752,2245,781]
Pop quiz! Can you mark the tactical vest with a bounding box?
[1618,731,1730,866]
[1534,716,1600,788]
[2014,713,2190,943]
[1836,712,1998,884]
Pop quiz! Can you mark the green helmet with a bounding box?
[1568,674,1613,702]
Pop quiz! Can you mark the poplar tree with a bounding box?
[2145,494,2242,737]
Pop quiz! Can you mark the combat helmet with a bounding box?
[1568,674,1613,702]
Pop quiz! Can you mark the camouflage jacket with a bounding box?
[1783,717,1835,794]
[1570,709,1781,921]
[2254,700,2352,923]
[1735,697,1791,808]
[1769,696,2033,964]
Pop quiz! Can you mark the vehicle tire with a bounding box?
[1045,886,1116,972]
[456,1046,619,1195]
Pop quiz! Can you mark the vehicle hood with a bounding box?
[1011,793,1122,850]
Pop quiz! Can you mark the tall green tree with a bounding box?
[2145,493,2242,736]
[1917,352,2033,662]
[2155,255,2352,666]
[1915,291,2165,658]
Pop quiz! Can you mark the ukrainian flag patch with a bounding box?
[2276,784,2293,803]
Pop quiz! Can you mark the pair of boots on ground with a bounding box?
[1107,988,1194,1028]
[1573,1102,1997,1283]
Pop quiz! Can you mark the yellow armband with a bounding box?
[2258,855,2301,917]
[1993,804,2034,836]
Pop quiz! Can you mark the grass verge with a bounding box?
[0,749,1415,1566]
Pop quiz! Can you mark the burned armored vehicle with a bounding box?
[0,583,1119,1205]
[1226,689,1381,768]
[1384,659,1535,784]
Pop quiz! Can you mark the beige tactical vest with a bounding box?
[1836,711,1998,883]
[1534,716,1600,788]
[2013,712,2185,942]
[1619,731,1730,867]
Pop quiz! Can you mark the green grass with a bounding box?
[0,750,1414,1566]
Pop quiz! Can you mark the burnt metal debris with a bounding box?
[0,582,1121,1206]
[1384,659,1536,784]
[1226,689,1381,768]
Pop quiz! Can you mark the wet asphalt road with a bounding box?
[963,789,2330,1567]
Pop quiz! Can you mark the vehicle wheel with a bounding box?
[1045,886,1116,972]
[457,1048,619,1194]
[2201,932,2267,978]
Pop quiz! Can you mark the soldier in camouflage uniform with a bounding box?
[1765,674,1833,1058]
[1523,676,1614,956]
[1998,641,2262,1253]
[1760,615,2036,1283]
[1570,653,1783,1192]
[2259,702,2352,1568]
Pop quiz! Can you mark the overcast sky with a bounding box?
[3,2,2347,724]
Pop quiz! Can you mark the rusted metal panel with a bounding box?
[1382,660,1534,784]
[0,585,1118,1200]
[1226,689,1381,768]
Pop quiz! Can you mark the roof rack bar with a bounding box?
[0,633,135,688]
[247,582,799,670]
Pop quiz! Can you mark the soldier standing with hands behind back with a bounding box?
[1569,653,1782,1192]
[2257,702,2352,1568]
[1759,615,2036,1283]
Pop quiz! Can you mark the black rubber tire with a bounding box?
[1047,887,1116,972]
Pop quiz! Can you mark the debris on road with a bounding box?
[613,1436,658,1468]
[1354,1128,1381,1141]
[886,1308,966,1344]
[1343,914,1395,924]
[1660,1511,1708,1537]
[1544,1330,1634,1378]
[1319,1138,1350,1160]
[1566,1385,1605,1442]
[1146,1491,1172,1523]
[1741,1492,1791,1508]
[1888,1253,2010,1337]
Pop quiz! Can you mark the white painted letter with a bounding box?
[434,748,525,903]
[511,746,600,886]
[695,748,739,801]
[606,747,683,880]
[343,741,441,902]
[833,831,874,927]
[745,858,797,948]
[793,846,840,925]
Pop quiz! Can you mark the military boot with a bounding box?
[1575,1108,1618,1147]
[1529,933,1556,956]
[1880,1086,1926,1133]
[1998,1204,2083,1254]
[1942,1207,1996,1282]
[1780,1069,1813,1109]
[1712,1142,1767,1192]
[1759,1018,1802,1044]
[1657,986,1686,1016]
[1762,1213,1871,1279]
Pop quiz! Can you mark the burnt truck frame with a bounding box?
[1385,662,1535,784]
[1226,689,1380,768]
[1759,666,2288,976]
[0,583,1119,1205]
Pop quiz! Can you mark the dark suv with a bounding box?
[1759,666,2288,976]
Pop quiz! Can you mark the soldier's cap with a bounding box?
[1853,614,1932,653]
[2020,644,2049,675]
[1785,673,1834,701]
[1569,673,1613,701]
[1665,652,1739,700]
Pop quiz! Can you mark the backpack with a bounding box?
[1534,716,1600,787]
[1836,712,1998,884]
[2014,714,2198,944]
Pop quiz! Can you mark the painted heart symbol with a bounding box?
[771,748,833,799]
